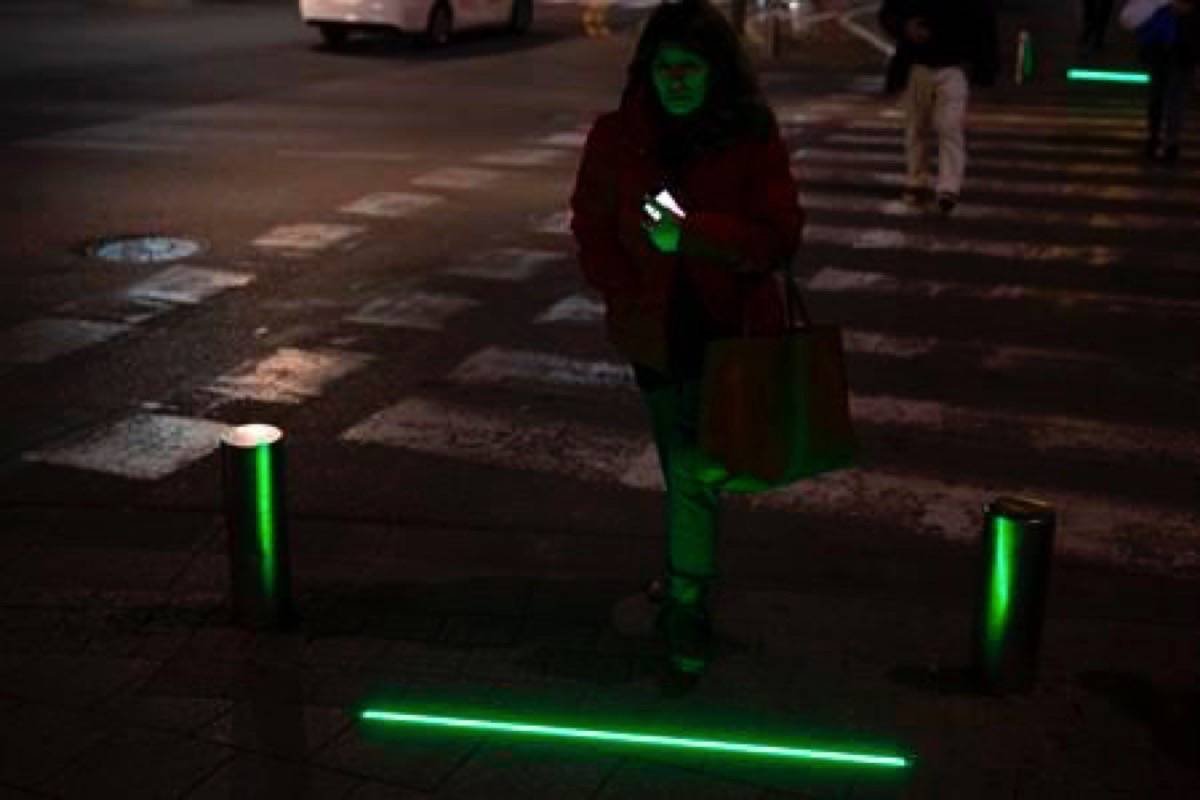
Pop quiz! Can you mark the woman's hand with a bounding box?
[641,195,683,254]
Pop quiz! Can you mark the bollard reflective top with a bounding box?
[986,496,1054,522]
[222,424,283,449]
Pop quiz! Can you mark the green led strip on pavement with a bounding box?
[360,709,911,769]
[1066,68,1149,84]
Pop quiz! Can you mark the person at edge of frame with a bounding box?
[1081,0,1118,54]
[569,0,803,691]
[1135,0,1200,163]
[879,0,998,216]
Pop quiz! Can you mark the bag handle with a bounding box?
[738,255,812,337]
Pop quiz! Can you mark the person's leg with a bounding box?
[1146,58,1168,157]
[1160,64,1193,161]
[1094,0,1115,48]
[932,66,969,210]
[903,65,935,201]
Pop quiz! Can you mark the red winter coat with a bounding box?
[570,87,805,372]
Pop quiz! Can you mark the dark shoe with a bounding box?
[936,192,958,215]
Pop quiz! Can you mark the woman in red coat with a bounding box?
[570,0,804,685]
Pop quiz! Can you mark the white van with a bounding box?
[299,0,533,48]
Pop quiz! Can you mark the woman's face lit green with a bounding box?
[652,45,709,117]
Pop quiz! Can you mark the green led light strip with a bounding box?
[985,517,1016,665]
[361,709,911,769]
[254,443,276,597]
[1066,68,1149,84]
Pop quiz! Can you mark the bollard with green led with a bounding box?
[972,496,1056,695]
[221,424,294,630]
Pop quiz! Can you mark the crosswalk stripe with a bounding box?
[824,132,1134,159]
[444,346,1196,465]
[346,292,480,331]
[807,266,1200,315]
[800,190,1200,231]
[844,120,1198,146]
[794,146,1189,180]
[804,222,1120,266]
[877,107,1155,130]
[0,318,131,364]
[474,149,565,168]
[340,192,444,218]
[799,164,1200,206]
[206,347,372,405]
[252,223,364,253]
[336,389,1199,570]
[529,294,1192,373]
[447,248,565,282]
[125,265,254,306]
[411,167,502,190]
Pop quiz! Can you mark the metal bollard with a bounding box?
[221,424,293,630]
[972,496,1055,694]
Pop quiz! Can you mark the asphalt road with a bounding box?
[1,0,1197,580]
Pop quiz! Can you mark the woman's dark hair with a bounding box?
[626,0,774,159]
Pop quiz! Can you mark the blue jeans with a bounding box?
[635,367,723,601]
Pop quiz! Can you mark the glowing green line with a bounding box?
[360,710,910,768]
[1066,69,1149,84]
[986,518,1016,663]
[254,443,276,597]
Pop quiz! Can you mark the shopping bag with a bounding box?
[698,272,857,494]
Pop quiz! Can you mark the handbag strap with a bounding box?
[782,257,812,332]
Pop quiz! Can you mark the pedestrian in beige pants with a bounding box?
[880,0,997,215]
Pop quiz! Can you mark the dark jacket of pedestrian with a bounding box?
[1138,0,1200,67]
[570,7,803,374]
[880,0,999,87]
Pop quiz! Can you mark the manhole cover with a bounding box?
[87,235,203,264]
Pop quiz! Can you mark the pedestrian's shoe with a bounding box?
[936,192,959,215]
[655,595,712,693]
[901,186,931,208]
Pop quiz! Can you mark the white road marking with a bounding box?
[800,190,1200,231]
[124,265,253,305]
[346,291,479,331]
[24,414,228,480]
[845,119,1194,146]
[447,248,565,281]
[411,167,501,190]
[206,347,371,405]
[337,394,1198,570]
[450,346,633,388]
[843,329,936,358]
[473,149,565,168]
[805,223,1120,266]
[824,132,1135,159]
[13,139,187,154]
[799,164,1200,206]
[277,149,414,162]
[445,346,1197,465]
[534,293,602,323]
[536,131,589,148]
[806,266,1200,314]
[877,107,1190,132]
[252,223,364,252]
[341,396,645,484]
[531,210,572,235]
[0,318,130,364]
[795,146,1165,178]
[340,192,444,218]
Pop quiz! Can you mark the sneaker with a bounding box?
[655,598,712,682]
[936,192,958,215]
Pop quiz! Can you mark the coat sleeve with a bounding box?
[570,118,640,294]
[678,121,804,274]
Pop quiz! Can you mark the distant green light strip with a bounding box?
[254,443,276,596]
[1066,68,1149,84]
[360,710,911,768]
[986,517,1016,663]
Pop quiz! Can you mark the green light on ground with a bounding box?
[986,517,1016,664]
[1066,68,1149,84]
[254,443,276,597]
[360,709,911,769]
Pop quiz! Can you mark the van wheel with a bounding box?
[319,23,348,49]
[424,2,453,46]
[509,0,533,34]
